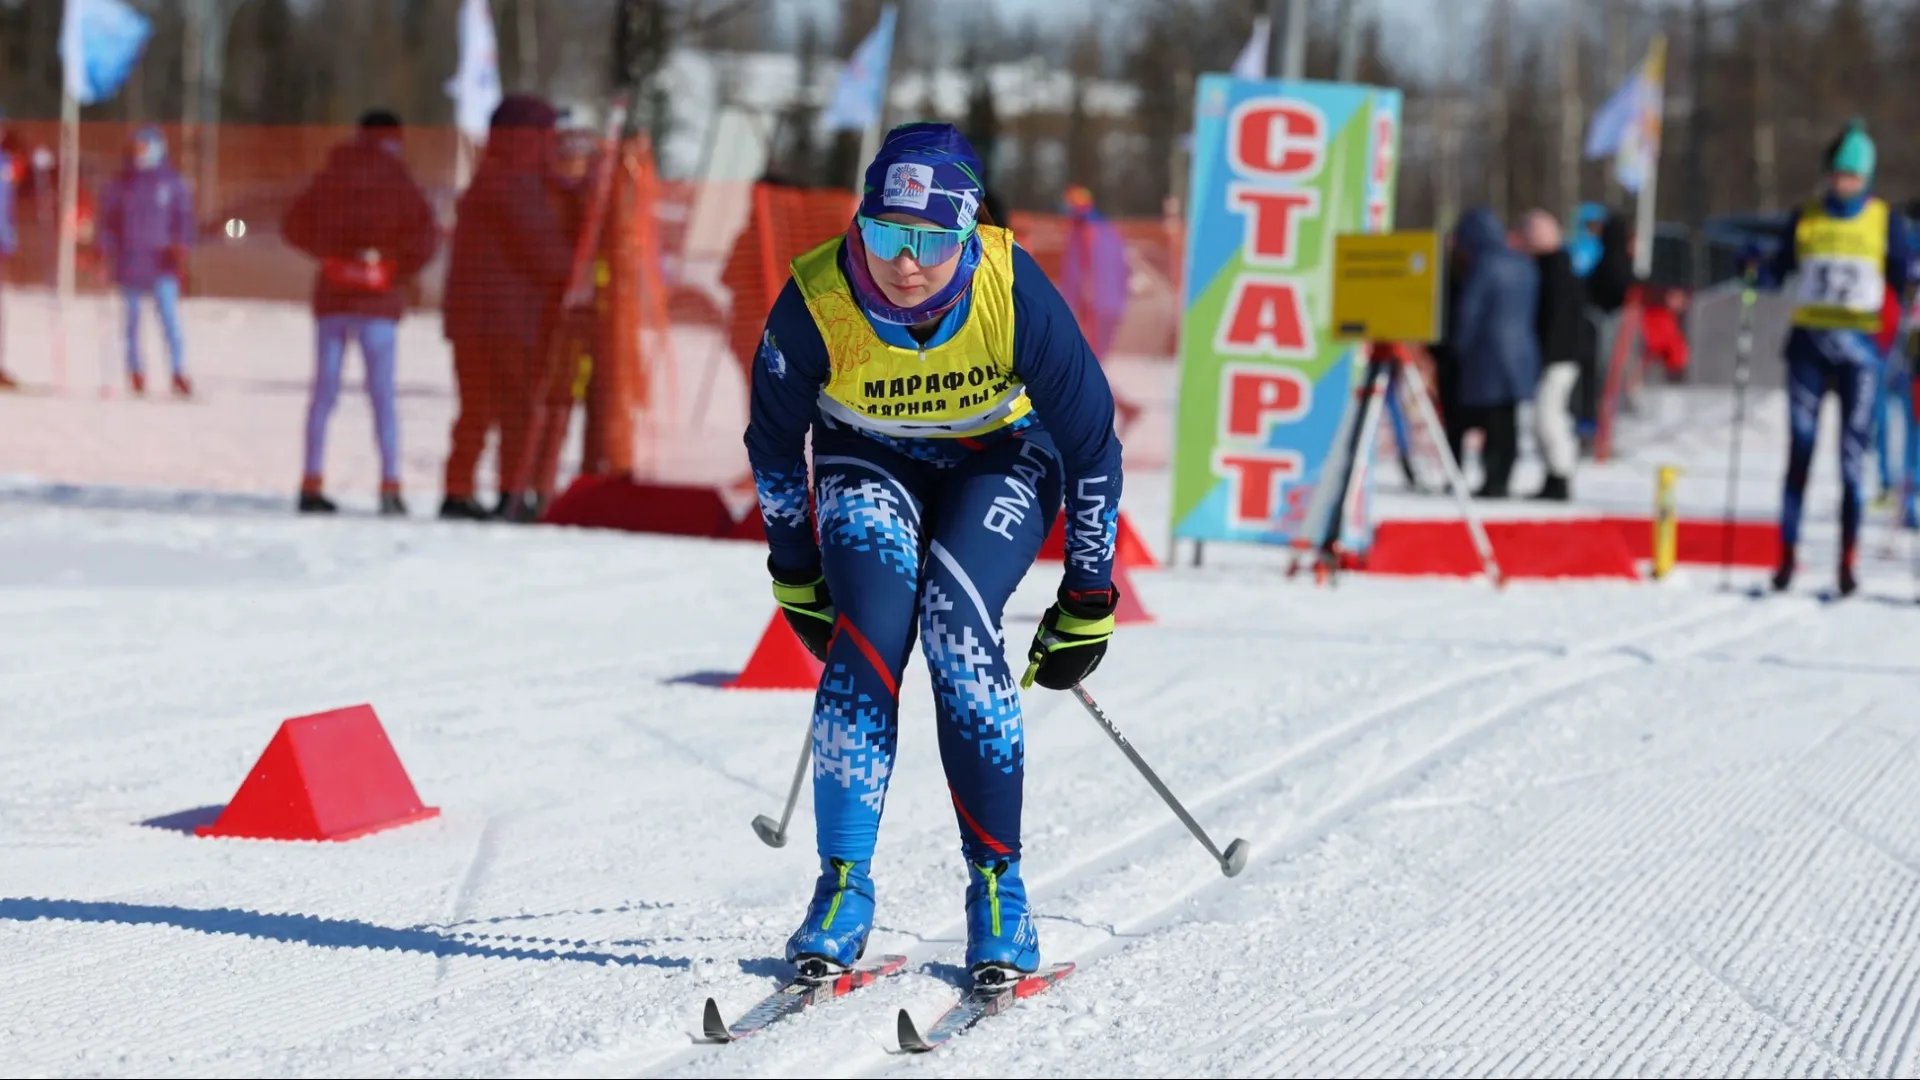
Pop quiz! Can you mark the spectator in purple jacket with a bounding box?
[282,109,441,517]
[98,126,195,397]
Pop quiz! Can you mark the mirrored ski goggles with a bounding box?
[857,214,973,267]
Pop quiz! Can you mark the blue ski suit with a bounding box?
[744,226,1122,867]
[1761,191,1911,555]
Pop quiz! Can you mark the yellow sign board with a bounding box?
[1331,231,1444,343]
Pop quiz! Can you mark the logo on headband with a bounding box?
[955,189,980,230]
[883,163,934,210]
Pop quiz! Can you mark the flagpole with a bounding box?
[1631,35,1666,282]
[56,84,78,395]
[851,1,898,196]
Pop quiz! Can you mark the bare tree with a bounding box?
[1064,27,1103,202]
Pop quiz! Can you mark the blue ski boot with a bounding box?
[964,858,1040,986]
[784,857,875,979]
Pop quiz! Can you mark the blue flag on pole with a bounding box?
[61,0,152,106]
[821,6,898,133]
[1583,38,1667,194]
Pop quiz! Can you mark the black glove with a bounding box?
[770,557,835,662]
[1021,584,1118,691]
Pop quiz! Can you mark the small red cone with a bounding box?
[1114,513,1160,570]
[727,610,826,691]
[1111,561,1154,626]
[196,704,439,842]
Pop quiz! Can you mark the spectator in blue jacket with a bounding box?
[99,126,194,397]
[1568,202,1608,279]
[0,131,18,390]
[1446,206,1542,499]
[283,109,441,517]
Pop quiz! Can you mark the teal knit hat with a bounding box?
[1828,119,1876,181]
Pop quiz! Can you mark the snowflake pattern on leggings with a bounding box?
[919,578,1023,773]
[814,470,920,581]
[811,663,895,815]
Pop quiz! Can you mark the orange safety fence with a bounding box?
[0,123,1185,512]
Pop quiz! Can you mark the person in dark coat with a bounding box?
[283,109,441,517]
[440,94,574,520]
[99,126,195,396]
[1575,213,1637,438]
[1521,209,1585,501]
[1446,206,1541,499]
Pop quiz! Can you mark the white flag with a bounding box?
[447,0,502,140]
[1231,16,1271,80]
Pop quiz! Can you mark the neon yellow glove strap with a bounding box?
[770,577,824,606]
[772,576,834,625]
[1052,611,1116,639]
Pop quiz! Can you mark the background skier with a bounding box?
[1756,120,1912,596]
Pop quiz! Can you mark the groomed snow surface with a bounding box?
[4,297,1920,1078]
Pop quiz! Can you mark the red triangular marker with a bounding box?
[196,704,439,842]
[727,610,826,691]
[1113,513,1160,570]
[1111,561,1154,626]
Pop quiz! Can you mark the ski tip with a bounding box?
[896,1007,933,1053]
[700,997,731,1043]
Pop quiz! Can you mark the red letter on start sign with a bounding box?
[1371,110,1396,187]
[1228,99,1326,181]
[1227,185,1320,268]
[1221,363,1311,439]
[1215,275,1313,360]
[1213,449,1305,527]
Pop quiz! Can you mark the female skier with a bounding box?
[743,123,1124,987]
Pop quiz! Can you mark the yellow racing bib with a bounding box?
[790,224,1029,438]
[1792,196,1889,332]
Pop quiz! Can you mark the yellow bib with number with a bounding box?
[1792,196,1889,332]
[790,224,1028,439]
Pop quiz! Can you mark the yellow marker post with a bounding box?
[1653,465,1682,579]
[1332,231,1444,344]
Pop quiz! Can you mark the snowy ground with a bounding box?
[5,296,1920,1078]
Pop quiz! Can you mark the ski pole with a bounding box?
[1070,683,1249,877]
[752,724,813,848]
[1721,279,1758,591]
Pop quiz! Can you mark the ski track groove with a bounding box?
[855,596,1800,1080]
[607,595,1766,1079]
[25,590,1815,1080]
[1215,600,1817,1079]
[1655,717,1897,1079]
[1236,599,1850,1068]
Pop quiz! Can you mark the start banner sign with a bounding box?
[1170,76,1402,549]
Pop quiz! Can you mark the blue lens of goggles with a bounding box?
[857,215,972,266]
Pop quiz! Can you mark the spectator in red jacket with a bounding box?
[440,94,573,521]
[283,110,441,516]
